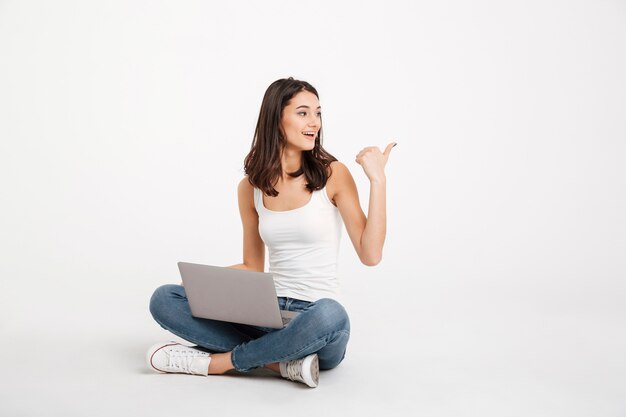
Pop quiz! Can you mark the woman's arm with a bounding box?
[225,178,265,272]
[330,142,395,266]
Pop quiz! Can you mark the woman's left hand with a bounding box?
[355,142,396,182]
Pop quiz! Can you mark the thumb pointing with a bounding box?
[383,142,397,157]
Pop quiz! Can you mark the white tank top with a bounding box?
[253,186,343,302]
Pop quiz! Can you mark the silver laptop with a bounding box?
[178,262,299,329]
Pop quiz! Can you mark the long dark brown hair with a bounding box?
[244,77,337,197]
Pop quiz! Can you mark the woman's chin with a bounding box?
[285,140,316,152]
[303,140,316,151]
[297,144,316,152]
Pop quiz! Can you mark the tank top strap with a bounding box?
[317,186,337,209]
[253,187,262,212]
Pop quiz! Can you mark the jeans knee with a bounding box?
[311,298,350,334]
[149,284,182,321]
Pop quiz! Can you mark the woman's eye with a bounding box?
[316,112,322,117]
[298,112,306,116]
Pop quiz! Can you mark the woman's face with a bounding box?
[280,90,321,152]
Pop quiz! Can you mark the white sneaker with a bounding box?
[279,353,319,388]
[146,341,211,376]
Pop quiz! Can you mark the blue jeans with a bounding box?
[149,284,350,372]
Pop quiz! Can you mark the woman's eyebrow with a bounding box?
[296,105,322,109]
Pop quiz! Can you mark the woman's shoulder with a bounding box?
[328,160,352,184]
[237,176,257,207]
[328,160,347,176]
[326,160,354,202]
[238,176,254,194]
[238,175,253,189]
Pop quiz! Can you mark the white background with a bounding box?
[1,1,625,416]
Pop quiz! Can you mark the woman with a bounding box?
[147,77,395,388]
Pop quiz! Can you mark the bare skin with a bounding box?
[207,352,279,375]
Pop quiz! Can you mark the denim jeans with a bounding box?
[149,284,350,372]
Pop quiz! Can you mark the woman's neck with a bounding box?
[280,147,303,180]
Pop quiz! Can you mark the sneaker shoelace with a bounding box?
[166,348,206,373]
[284,358,305,382]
